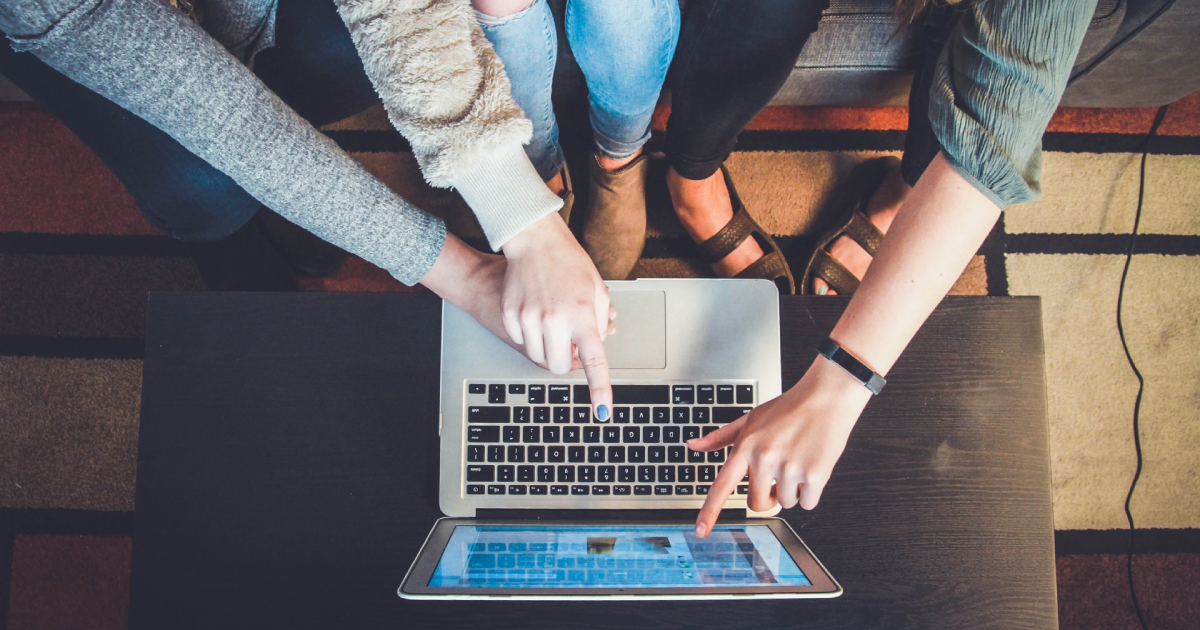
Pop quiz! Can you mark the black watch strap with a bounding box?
[817,337,887,395]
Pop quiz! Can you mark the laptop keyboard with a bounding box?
[463,383,755,499]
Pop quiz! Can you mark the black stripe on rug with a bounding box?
[1007,233,1200,256]
[0,233,186,257]
[0,518,12,630]
[1056,528,1200,555]
[0,335,144,360]
[981,214,1010,296]
[0,509,135,537]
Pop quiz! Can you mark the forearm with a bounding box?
[830,153,1001,376]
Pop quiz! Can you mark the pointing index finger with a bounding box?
[573,328,613,422]
[695,453,747,538]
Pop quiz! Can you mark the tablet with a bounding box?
[399,518,842,600]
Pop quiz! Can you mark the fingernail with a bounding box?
[596,405,610,421]
[816,284,828,296]
[695,522,707,537]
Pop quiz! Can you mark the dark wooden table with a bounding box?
[131,292,1055,629]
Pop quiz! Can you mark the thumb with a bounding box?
[687,415,747,452]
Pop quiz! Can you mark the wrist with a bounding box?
[500,213,567,259]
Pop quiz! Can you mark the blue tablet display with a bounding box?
[428,525,811,588]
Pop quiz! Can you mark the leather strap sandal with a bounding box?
[800,156,897,295]
[694,166,796,295]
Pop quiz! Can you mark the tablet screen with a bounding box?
[428,525,811,589]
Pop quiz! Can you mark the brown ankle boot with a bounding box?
[582,152,648,280]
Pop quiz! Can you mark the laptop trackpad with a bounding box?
[605,290,666,369]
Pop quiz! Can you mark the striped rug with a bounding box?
[1,93,1198,628]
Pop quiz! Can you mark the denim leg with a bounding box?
[565,0,680,160]
[0,39,260,241]
[665,0,828,180]
[476,0,565,182]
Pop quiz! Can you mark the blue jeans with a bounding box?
[0,0,376,241]
[478,0,680,182]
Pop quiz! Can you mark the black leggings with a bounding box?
[665,0,962,186]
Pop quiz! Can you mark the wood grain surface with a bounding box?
[131,293,1054,630]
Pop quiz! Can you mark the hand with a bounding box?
[500,213,615,419]
[687,356,874,537]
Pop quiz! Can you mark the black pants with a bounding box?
[0,0,377,241]
[665,0,962,185]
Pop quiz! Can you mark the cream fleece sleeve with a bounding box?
[335,0,562,250]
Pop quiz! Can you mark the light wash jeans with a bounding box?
[477,0,680,182]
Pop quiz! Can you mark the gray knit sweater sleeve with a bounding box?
[929,0,1097,208]
[1,0,445,285]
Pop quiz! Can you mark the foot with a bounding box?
[812,164,910,295]
[667,167,764,277]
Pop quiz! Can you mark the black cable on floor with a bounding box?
[1117,103,1169,630]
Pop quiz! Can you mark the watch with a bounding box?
[817,337,887,395]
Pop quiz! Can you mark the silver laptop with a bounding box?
[399,279,841,599]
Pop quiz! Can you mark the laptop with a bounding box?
[399,278,841,599]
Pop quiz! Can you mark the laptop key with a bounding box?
[716,385,735,404]
[613,407,631,424]
[683,426,701,441]
[568,446,585,463]
[592,485,611,496]
[466,465,495,482]
[622,427,640,443]
[467,484,485,495]
[702,426,719,437]
[539,426,558,443]
[507,445,525,463]
[537,466,554,483]
[737,385,754,404]
[509,384,526,394]
[634,485,652,495]
[583,426,601,443]
[607,446,625,463]
[638,466,655,483]
[675,485,694,495]
[498,465,515,482]
[668,446,685,463]
[550,485,569,495]
[654,485,672,495]
[713,407,753,424]
[468,407,510,424]
[699,465,715,482]
[663,427,681,443]
[573,407,591,424]
[468,426,500,443]
[696,484,710,495]
[557,466,575,483]
[571,485,590,495]
[534,407,551,423]
[548,446,565,463]
[653,407,671,424]
[599,466,615,483]
[578,466,595,483]
[528,385,546,404]
[614,485,632,495]
[522,426,540,443]
[530,484,548,495]
[672,408,689,424]
[708,449,726,463]
[692,407,710,424]
[503,426,521,443]
[644,427,661,443]
[633,407,651,424]
[468,383,486,394]
[628,446,646,463]
[514,407,531,423]
[509,485,527,495]
[487,445,505,462]
[737,485,749,494]
[678,466,696,482]
[698,385,715,405]
[672,385,695,405]
[648,446,665,463]
[603,426,621,443]
[549,385,571,404]
[488,484,506,495]
[467,445,485,462]
[488,384,506,404]
[563,427,580,443]
[587,446,605,462]
[688,449,706,463]
[618,465,635,483]
[528,445,545,462]
[573,385,591,405]
[518,465,535,482]
[657,466,675,483]
[554,407,571,424]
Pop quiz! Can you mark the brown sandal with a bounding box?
[694,166,796,295]
[801,156,897,295]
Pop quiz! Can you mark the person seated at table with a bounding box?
[674,0,1098,536]
[0,0,616,415]
[470,0,680,280]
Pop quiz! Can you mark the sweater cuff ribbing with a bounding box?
[451,143,563,251]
